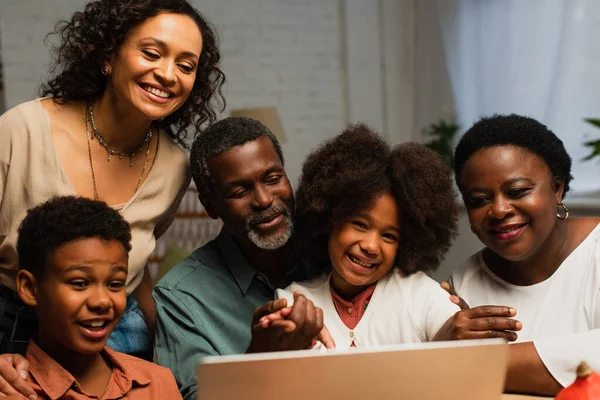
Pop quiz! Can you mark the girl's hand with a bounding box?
[435,281,522,342]
[258,307,293,328]
[316,325,336,349]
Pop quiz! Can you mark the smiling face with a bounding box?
[460,145,564,262]
[104,12,202,121]
[203,136,294,251]
[328,192,401,299]
[18,238,128,356]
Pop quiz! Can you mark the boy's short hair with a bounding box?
[294,124,459,275]
[17,196,132,278]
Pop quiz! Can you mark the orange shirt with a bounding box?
[9,340,182,400]
[330,284,376,346]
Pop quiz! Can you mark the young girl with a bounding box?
[269,124,497,348]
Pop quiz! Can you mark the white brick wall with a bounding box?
[0,0,346,186]
[1,0,473,280]
[196,0,345,187]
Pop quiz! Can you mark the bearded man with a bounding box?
[153,118,326,399]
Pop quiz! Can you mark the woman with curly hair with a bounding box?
[264,124,517,347]
[447,114,600,396]
[0,0,225,362]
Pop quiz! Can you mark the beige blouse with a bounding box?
[0,99,191,294]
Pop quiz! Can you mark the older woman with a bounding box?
[448,114,600,396]
[0,0,225,363]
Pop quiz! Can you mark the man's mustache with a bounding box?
[246,205,289,226]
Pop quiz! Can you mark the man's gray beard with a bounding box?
[246,209,294,250]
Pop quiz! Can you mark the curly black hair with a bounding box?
[295,124,459,275]
[190,117,284,201]
[454,114,573,197]
[17,196,132,279]
[40,0,225,147]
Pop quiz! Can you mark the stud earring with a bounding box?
[101,66,109,76]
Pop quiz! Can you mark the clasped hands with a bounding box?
[433,282,522,342]
[246,291,335,353]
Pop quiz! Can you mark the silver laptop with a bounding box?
[197,339,507,400]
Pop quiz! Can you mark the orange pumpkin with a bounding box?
[555,362,600,399]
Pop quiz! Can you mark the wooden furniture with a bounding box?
[148,186,222,279]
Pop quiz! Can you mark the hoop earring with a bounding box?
[557,203,569,220]
[101,66,109,76]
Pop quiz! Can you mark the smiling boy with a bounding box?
[10,196,181,399]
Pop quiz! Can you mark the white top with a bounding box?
[450,223,600,387]
[276,269,460,349]
[0,99,191,293]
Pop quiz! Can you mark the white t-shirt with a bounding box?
[276,268,460,349]
[450,224,600,387]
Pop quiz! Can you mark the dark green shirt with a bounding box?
[154,228,317,399]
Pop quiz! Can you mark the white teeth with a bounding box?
[143,85,170,98]
[82,321,105,328]
[498,226,522,233]
[349,254,373,268]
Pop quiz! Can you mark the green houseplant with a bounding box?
[422,119,460,170]
[583,118,600,161]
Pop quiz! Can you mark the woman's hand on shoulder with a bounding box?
[433,282,522,342]
[0,353,36,399]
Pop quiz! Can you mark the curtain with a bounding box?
[436,0,600,196]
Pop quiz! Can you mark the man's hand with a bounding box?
[0,353,36,399]
[258,300,336,349]
[434,281,522,342]
[246,292,325,353]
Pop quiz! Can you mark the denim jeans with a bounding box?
[106,294,153,361]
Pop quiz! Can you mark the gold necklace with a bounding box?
[85,115,152,201]
[87,101,152,166]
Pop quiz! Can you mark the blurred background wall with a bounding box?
[1,0,599,279]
